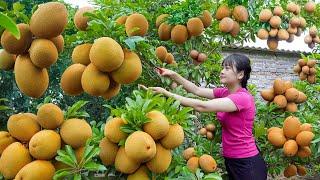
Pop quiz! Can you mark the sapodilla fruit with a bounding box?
[171,25,188,44]
[206,124,215,132]
[283,116,301,139]
[287,25,298,34]
[297,146,311,158]
[158,23,172,41]
[1,23,32,54]
[273,79,286,95]
[284,81,293,90]
[30,2,68,38]
[199,128,207,135]
[300,123,313,132]
[259,9,272,22]
[111,49,142,84]
[29,39,58,68]
[14,55,49,98]
[307,59,317,67]
[125,13,149,37]
[290,17,301,28]
[0,49,15,70]
[230,21,240,37]
[104,117,128,143]
[99,137,119,166]
[299,17,307,28]
[74,6,94,31]
[60,63,86,96]
[269,16,281,28]
[127,166,149,180]
[146,143,172,173]
[305,1,316,13]
[257,29,269,40]
[15,160,55,180]
[295,92,307,103]
[267,38,278,50]
[101,79,121,100]
[267,127,282,134]
[298,59,307,66]
[285,103,297,113]
[273,6,284,16]
[183,147,196,160]
[285,88,299,102]
[269,28,278,37]
[89,37,124,72]
[307,75,316,84]
[37,103,64,129]
[115,147,140,174]
[116,15,128,25]
[302,66,310,74]
[144,110,169,140]
[60,118,92,148]
[81,63,110,96]
[0,142,32,179]
[29,130,61,160]
[219,17,234,33]
[297,165,307,176]
[283,140,298,157]
[273,95,287,108]
[0,131,16,155]
[187,18,204,36]
[268,130,286,147]
[284,164,297,178]
[293,65,302,73]
[156,14,169,28]
[187,157,199,173]
[125,131,156,162]
[287,2,298,13]
[155,46,167,61]
[277,29,289,41]
[199,154,217,173]
[309,67,316,75]
[296,131,314,146]
[215,5,230,20]
[299,72,307,80]
[309,26,318,37]
[189,50,199,59]
[7,113,40,142]
[304,35,313,44]
[165,53,174,64]
[50,35,64,53]
[232,5,248,22]
[200,10,212,28]
[160,124,184,149]
[72,43,92,65]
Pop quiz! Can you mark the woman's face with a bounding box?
[220,64,243,86]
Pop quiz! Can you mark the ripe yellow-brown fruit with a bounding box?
[115,147,140,174]
[15,160,55,180]
[7,113,40,142]
[199,128,207,135]
[215,5,230,20]
[104,117,128,143]
[283,140,298,157]
[187,157,199,173]
[29,130,61,160]
[146,143,172,173]
[269,16,281,28]
[81,63,110,96]
[293,65,302,73]
[101,79,121,100]
[144,110,169,140]
[116,15,128,25]
[183,147,196,160]
[273,95,287,108]
[284,81,293,90]
[297,146,311,158]
[309,26,318,37]
[206,131,214,139]
[269,28,278,37]
[30,2,68,38]
[125,13,149,37]
[290,17,301,28]
[287,25,298,34]
[14,55,49,98]
[267,130,286,147]
[273,6,284,16]
[300,123,313,132]
[127,166,149,180]
[296,131,314,146]
[259,9,272,22]
[187,18,204,37]
[156,14,169,28]
[200,10,213,28]
[305,1,316,13]
[74,6,94,31]
[308,75,316,84]
[297,165,307,176]
[0,49,15,70]
[50,35,64,53]
[160,124,184,149]
[37,103,64,129]
[302,65,310,74]
[295,92,307,103]
[309,67,316,75]
[283,116,301,139]
[0,23,32,54]
[199,154,217,173]
[304,35,313,44]
[285,102,297,113]
[29,39,58,68]
[60,64,86,96]
[267,127,282,134]
[171,25,188,44]
[285,88,299,102]
[287,2,297,13]
[219,17,234,33]
[155,46,167,61]
[273,79,286,95]
[99,137,119,166]
[232,5,248,22]
[307,59,317,67]
[257,29,269,40]
[60,118,92,148]
[0,131,16,155]
[267,38,278,50]
[72,43,92,65]
[230,21,240,37]
[125,131,156,163]
[284,164,297,178]
[0,142,32,179]
[206,124,215,132]
[277,29,289,41]
[111,50,142,84]
[158,23,172,41]
[299,17,307,28]
[164,53,174,64]
[89,37,124,72]
[299,72,308,80]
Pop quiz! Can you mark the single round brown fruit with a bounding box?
[74,7,94,31]
[259,9,272,22]
[190,50,199,60]
[171,25,188,44]
[283,140,298,157]
[187,18,204,37]
[232,5,248,22]
[125,13,149,37]
[273,6,284,16]
[215,5,230,20]
[257,29,269,40]
[269,16,281,28]
[219,17,234,33]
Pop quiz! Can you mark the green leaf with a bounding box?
[84,162,107,171]
[74,174,81,180]
[0,106,10,111]
[53,169,73,180]
[203,173,223,180]
[0,12,20,39]
[65,146,78,165]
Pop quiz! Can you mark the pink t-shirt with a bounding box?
[213,87,259,158]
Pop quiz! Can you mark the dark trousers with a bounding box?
[224,153,267,180]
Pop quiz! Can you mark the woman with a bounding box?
[147,54,267,180]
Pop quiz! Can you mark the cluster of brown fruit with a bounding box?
[100,110,184,178]
[155,46,176,64]
[198,124,215,140]
[0,103,93,179]
[155,10,212,44]
[183,147,217,173]
[215,5,249,37]
[304,26,319,49]
[293,59,317,84]
[261,79,307,112]
[61,37,142,99]
[189,50,208,65]
[116,13,149,37]
[0,2,67,98]
[284,164,307,178]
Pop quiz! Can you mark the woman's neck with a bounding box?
[226,83,242,93]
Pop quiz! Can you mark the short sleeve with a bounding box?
[213,88,227,98]
[227,92,250,111]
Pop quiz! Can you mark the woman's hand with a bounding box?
[155,67,176,78]
[148,87,169,95]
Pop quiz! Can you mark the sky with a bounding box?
[64,0,319,53]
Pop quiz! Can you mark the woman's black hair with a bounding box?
[222,54,252,89]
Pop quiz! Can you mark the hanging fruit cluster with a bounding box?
[189,50,208,65]
[183,147,218,173]
[198,123,215,140]
[293,59,317,84]
[155,46,177,65]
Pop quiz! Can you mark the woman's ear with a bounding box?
[238,71,244,80]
